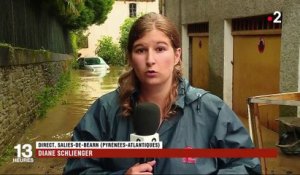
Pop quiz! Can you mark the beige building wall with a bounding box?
[80,0,159,57]
[164,0,300,105]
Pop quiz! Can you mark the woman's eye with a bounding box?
[156,47,166,52]
[135,48,145,54]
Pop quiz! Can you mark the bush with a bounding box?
[69,31,78,56]
[95,36,124,66]
[119,17,137,53]
[36,70,79,118]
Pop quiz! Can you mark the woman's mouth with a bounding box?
[146,70,157,77]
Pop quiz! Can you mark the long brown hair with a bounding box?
[118,12,183,118]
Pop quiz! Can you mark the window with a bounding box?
[188,22,209,34]
[129,3,136,17]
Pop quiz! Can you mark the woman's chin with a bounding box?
[141,78,171,87]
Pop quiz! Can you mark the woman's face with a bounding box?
[130,29,181,88]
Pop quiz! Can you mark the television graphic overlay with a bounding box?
[13,144,34,163]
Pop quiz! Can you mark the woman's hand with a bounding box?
[125,160,156,175]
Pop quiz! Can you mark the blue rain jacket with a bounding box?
[63,79,261,174]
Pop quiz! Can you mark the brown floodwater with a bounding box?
[0,66,124,174]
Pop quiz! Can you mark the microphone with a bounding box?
[130,102,160,164]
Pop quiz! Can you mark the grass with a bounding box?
[0,146,15,166]
[36,69,79,118]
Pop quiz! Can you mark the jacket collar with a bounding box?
[175,78,208,109]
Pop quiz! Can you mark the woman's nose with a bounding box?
[146,50,155,66]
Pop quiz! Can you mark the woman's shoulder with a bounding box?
[182,79,224,107]
[98,89,120,104]
[87,89,121,114]
[84,89,121,121]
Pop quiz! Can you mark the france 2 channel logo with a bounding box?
[13,144,34,163]
[267,11,282,24]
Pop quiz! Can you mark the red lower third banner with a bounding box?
[36,148,277,158]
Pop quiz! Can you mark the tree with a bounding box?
[119,17,138,53]
[95,36,124,66]
[74,30,89,49]
[43,0,114,30]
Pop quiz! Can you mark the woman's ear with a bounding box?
[174,48,181,65]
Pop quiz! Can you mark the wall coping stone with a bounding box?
[0,45,73,67]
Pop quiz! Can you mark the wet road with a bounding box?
[0,66,124,174]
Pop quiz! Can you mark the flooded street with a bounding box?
[0,66,124,174]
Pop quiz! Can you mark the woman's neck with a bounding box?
[139,83,171,117]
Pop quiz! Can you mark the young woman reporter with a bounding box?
[63,12,261,175]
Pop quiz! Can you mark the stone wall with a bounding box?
[0,45,72,154]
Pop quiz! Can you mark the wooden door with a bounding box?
[233,35,281,131]
[191,36,209,90]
